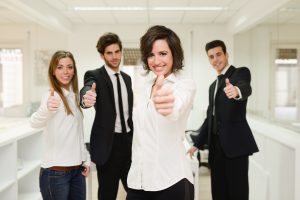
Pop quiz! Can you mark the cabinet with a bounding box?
[0,119,43,200]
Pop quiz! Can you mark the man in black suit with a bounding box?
[188,40,258,200]
[80,32,133,200]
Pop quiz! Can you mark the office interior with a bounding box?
[0,0,300,199]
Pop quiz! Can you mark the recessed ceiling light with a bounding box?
[74,6,146,11]
[73,6,227,11]
[153,6,227,11]
[280,7,300,12]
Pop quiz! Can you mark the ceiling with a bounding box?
[0,0,299,33]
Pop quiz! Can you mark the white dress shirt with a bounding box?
[30,87,91,168]
[104,65,130,133]
[127,73,196,191]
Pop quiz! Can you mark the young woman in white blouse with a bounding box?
[30,51,90,200]
[126,25,196,200]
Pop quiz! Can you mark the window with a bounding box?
[122,48,147,101]
[0,48,23,111]
[274,48,298,121]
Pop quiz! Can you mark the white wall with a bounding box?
[234,26,272,117]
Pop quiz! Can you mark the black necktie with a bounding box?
[115,73,127,134]
[213,74,224,109]
[216,74,224,90]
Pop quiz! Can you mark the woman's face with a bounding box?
[147,39,173,77]
[54,57,74,90]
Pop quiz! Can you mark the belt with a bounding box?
[49,165,81,172]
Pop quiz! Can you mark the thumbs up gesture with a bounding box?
[152,75,175,116]
[83,83,97,107]
[223,78,239,99]
[47,88,61,112]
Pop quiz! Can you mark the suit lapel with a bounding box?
[209,80,217,106]
[215,65,236,95]
[224,65,236,79]
[100,67,116,107]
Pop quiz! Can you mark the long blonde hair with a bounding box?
[48,50,82,115]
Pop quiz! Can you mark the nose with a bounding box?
[112,52,118,59]
[153,55,160,65]
[63,67,68,74]
[212,57,218,64]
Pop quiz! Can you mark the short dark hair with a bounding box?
[140,25,184,73]
[205,40,227,54]
[96,32,122,54]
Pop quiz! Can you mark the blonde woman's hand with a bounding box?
[81,165,90,177]
[47,88,60,112]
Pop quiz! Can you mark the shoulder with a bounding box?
[230,66,251,77]
[235,66,250,73]
[85,66,104,76]
[120,71,130,77]
[120,71,131,79]
[173,74,196,92]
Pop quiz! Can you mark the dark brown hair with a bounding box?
[205,40,227,54]
[96,32,122,54]
[140,25,184,73]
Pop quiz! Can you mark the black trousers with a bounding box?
[126,178,194,200]
[209,135,249,200]
[96,133,132,200]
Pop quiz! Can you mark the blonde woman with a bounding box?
[30,51,90,200]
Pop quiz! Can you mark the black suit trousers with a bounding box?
[96,133,132,200]
[210,134,249,200]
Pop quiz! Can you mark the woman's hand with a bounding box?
[152,75,175,116]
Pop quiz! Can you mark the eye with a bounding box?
[159,51,168,56]
[67,65,74,69]
[148,53,154,58]
[57,65,63,69]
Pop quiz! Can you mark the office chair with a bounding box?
[185,127,210,168]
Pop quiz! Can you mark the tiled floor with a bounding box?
[89,166,212,200]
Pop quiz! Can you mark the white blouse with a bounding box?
[30,88,90,168]
[127,73,196,191]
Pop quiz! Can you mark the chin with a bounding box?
[154,71,164,76]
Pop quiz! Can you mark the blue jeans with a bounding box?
[39,167,86,200]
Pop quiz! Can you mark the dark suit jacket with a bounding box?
[194,65,258,158]
[80,66,133,166]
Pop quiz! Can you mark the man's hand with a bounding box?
[47,88,60,112]
[186,146,198,159]
[152,75,175,116]
[83,83,97,107]
[223,78,239,99]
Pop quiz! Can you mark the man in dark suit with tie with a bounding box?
[80,32,133,200]
[188,40,258,200]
